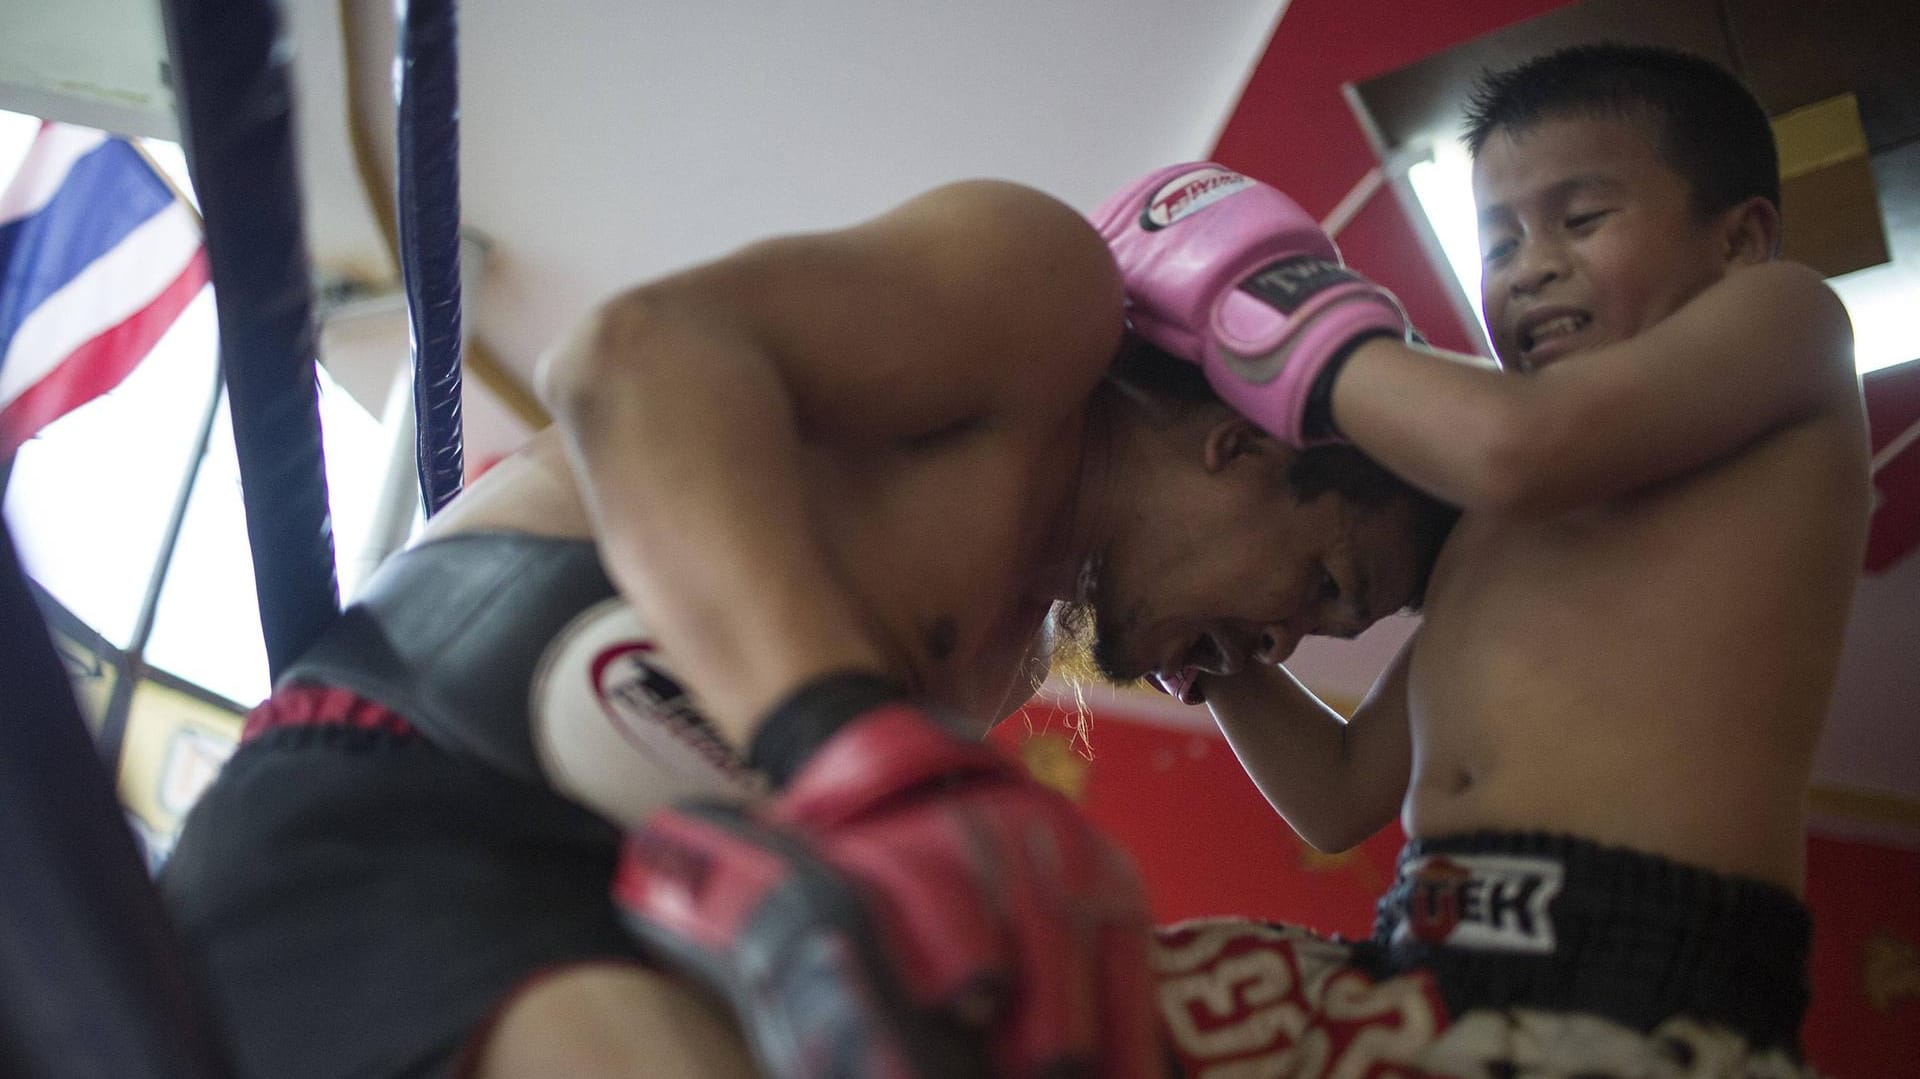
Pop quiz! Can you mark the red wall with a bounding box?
[996,700,1401,935]
[1802,830,1920,1076]
[1209,0,1582,359]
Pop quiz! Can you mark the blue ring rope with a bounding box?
[397,0,466,517]
[0,0,475,1067]
[161,0,340,679]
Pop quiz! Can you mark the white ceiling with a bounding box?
[0,0,173,141]
[283,0,1292,392]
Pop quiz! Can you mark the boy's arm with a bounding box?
[1203,634,1415,852]
[1330,261,1857,513]
[538,181,1124,742]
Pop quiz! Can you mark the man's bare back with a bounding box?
[387,181,1138,1079]
[426,412,1088,743]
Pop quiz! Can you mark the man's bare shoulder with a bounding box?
[784,178,1125,436]
[560,179,1125,450]
[856,179,1128,406]
[886,178,1100,244]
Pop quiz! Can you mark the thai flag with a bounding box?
[0,123,210,458]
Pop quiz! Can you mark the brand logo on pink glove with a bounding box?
[1240,256,1366,316]
[1142,166,1253,230]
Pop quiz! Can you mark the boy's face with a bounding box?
[1472,113,1733,372]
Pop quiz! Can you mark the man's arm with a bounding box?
[1203,634,1415,852]
[537,181,1124,744]
[1330,261,1857,513]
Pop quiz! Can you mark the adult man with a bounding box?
[160,179,1453,1077]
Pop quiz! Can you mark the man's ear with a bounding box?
[1201,417,1272,474]
[1721,195,1781,265]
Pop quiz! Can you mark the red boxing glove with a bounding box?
[614,678,1160,1078]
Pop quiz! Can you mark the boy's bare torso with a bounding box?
[1407,402,1869,890]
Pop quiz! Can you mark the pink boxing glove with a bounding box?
[1090,163,1409,447]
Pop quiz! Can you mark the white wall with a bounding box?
[0,0,173,139]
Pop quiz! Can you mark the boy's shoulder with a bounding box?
[1427,256,1864,519]
[1692,260,1854,379]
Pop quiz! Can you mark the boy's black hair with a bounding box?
[1103,334,1459,608]
[1463,43,1779,219]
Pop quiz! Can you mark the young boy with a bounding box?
[1104,44,1869,1075]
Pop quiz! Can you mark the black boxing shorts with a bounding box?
[160,687,643,1079]
[1152,832,1817,1078]
[177,521,1163,1078]
[159,532,755,1078]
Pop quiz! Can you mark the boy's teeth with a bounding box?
[1528,315,1586,347]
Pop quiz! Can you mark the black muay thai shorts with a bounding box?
[160,686,645,1079]
[1153,831,1819,1078]
[160,533,732,1079]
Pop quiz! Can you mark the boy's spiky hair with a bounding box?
[1463,43,1779,219]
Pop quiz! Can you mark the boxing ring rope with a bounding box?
[163,0,340,682]
[0,0,342,1063]
[398,0,467,517]
[0,0,467,1068]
